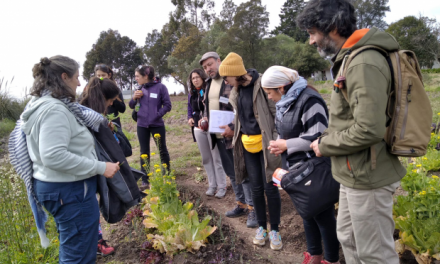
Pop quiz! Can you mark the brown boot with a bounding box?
[302,252,323,264]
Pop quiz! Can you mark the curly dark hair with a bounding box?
[80,77,120,114]
[94,64,114,80]
[296,0,357,38]
[187,69,208,96]
[30,55,79,101]
[136,65,155,81]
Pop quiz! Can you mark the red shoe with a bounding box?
[97,239,115,257]
[302,252,323,264]
[321,260,340,264]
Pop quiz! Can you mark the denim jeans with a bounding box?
[243,149,281,227]
[34,176,99,264]
[303,205,340,263]
[216,138,253,206]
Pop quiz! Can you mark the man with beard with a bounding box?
[198,52,258,228]
[297,0,406,263]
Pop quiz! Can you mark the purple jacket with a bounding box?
[129,82,172,128]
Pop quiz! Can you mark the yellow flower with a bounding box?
[437,112,440,116]
[141,154,148,159]
[416,164,422,168]
[177,193,180,197]
[432,176,439,179]
[412,169,418,173]
[172,177,176,180]
[154,134,161,138]
[162,163,167,168]
[156,169,161,173]
[423,157,428,160]
[422,191,427,195]
[154,164,160,168]
[438,136,440,139]
[431,187,435,191]
[147,173,153,177]
[151,152,156,156]
[167,181,171,185]
[142,164,147,169]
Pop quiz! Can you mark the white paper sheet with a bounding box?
[208,110,235,134]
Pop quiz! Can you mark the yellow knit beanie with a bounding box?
[219,52,247,77]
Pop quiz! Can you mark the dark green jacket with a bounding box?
[319,27,406,189]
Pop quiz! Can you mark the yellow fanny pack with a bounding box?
[241,134,263,153]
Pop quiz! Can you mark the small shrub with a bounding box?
[0,118,16,138]
[319,89,329,94]
[421,68,440,74]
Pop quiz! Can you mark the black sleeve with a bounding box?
[112,92,126,113]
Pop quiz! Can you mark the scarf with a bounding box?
[8,90,104,247]
[275,77,308,121]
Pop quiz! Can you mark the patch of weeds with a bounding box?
[193,171,205,183]
[0,118,16,138]
[319,88,329,94]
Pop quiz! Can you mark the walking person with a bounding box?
[187,69,227,198]
[10,55,120,263]
[199,52,257,228]
[94,64,126,128]
[262,66,340,263]
[129,65,172,186]
[219,52,282,250]
[297,1,406,263]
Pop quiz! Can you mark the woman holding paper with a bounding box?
[187,69,227,198]
[262,66,340,264]
[219,53,283,251]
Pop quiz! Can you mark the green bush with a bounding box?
[0,161,59,263]
[0,119,16,138]
[421,68,440,74]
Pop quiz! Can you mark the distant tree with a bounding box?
[386,16,436,68]
[350,0,390,30]
[219,0,237,29]
[83,30,143,90]
[144,29,174,78]
[415,16,440,67]
[271,0,308,42]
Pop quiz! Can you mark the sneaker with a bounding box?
[97,239,115,257]
[246,209,258,228]
[253,227,267,246]
[321,260,340,264]
[302,252,323,264]
[215,188,226,198]
[206,187,216,196]
[225,204,248,218]
[269,230,283,250]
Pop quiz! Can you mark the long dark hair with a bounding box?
[80,77,120,114]
[187,69,208,96]
[95,64,114,80]
[30,55,79,102]
[136,65,155,81]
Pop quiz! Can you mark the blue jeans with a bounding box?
[216,138,253,206]
[303,205,340,262]
[34,176,99,264]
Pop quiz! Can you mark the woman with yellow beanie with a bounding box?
[219,52,283,250]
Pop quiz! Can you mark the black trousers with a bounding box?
[243,149,281,227]
[137,126,170,183]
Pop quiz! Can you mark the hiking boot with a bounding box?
[206,187,216,196]
[253,227,267,246]
[225,203,248,218]
[215,188,226,198]
[321,260,340,264]
[97,239,115,257]
[246,208,258,228]
[269,230,283,250]
[302,252,323,264]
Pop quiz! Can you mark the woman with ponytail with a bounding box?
[9,56,120,263]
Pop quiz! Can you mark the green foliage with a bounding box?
[0,78,28,122]
[349,0,390,29]
[271,0,308,42]
[0,119,16,138]
[422,69,440,74]
[0,162,59,263]
[83,29,144,90]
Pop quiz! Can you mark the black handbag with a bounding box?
[280,156,340,220]
[132,109,137,122]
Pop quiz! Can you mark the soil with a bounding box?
[95,95,422,263]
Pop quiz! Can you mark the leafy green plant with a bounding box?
[0,118,16,138]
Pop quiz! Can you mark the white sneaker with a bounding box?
[253,227,267,246]
[269,230,283,250]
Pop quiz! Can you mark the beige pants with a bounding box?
[337,181,400,264]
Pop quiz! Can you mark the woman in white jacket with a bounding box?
[17,56,120,264]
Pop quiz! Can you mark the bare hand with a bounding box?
[103,162,120,178]
[108,122,114,132]
[220,125,234,138]
[310,140,322,157]
[268,139,287,156]
[188,118,194,127]
[133,90,143,100]
[198,117,208,128]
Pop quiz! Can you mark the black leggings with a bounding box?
[243,148,281,231]
[137,126,170,183]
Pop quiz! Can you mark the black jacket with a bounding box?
[92,121,144,223]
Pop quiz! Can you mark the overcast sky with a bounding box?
[1,0,439,98]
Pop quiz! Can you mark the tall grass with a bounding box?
[0,77,29,122]
[0,161,59,263]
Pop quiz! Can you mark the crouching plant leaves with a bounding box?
[141,156,216,257]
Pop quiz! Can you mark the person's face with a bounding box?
[106,96,119,107]
[202,58,221,79]
[191,72,203,88]
[96,70,111,79]
[135,71,149,85]
[62,70,80,93]
[307,28,338,58]
[263,88,283,102]
[223,76,237,88]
